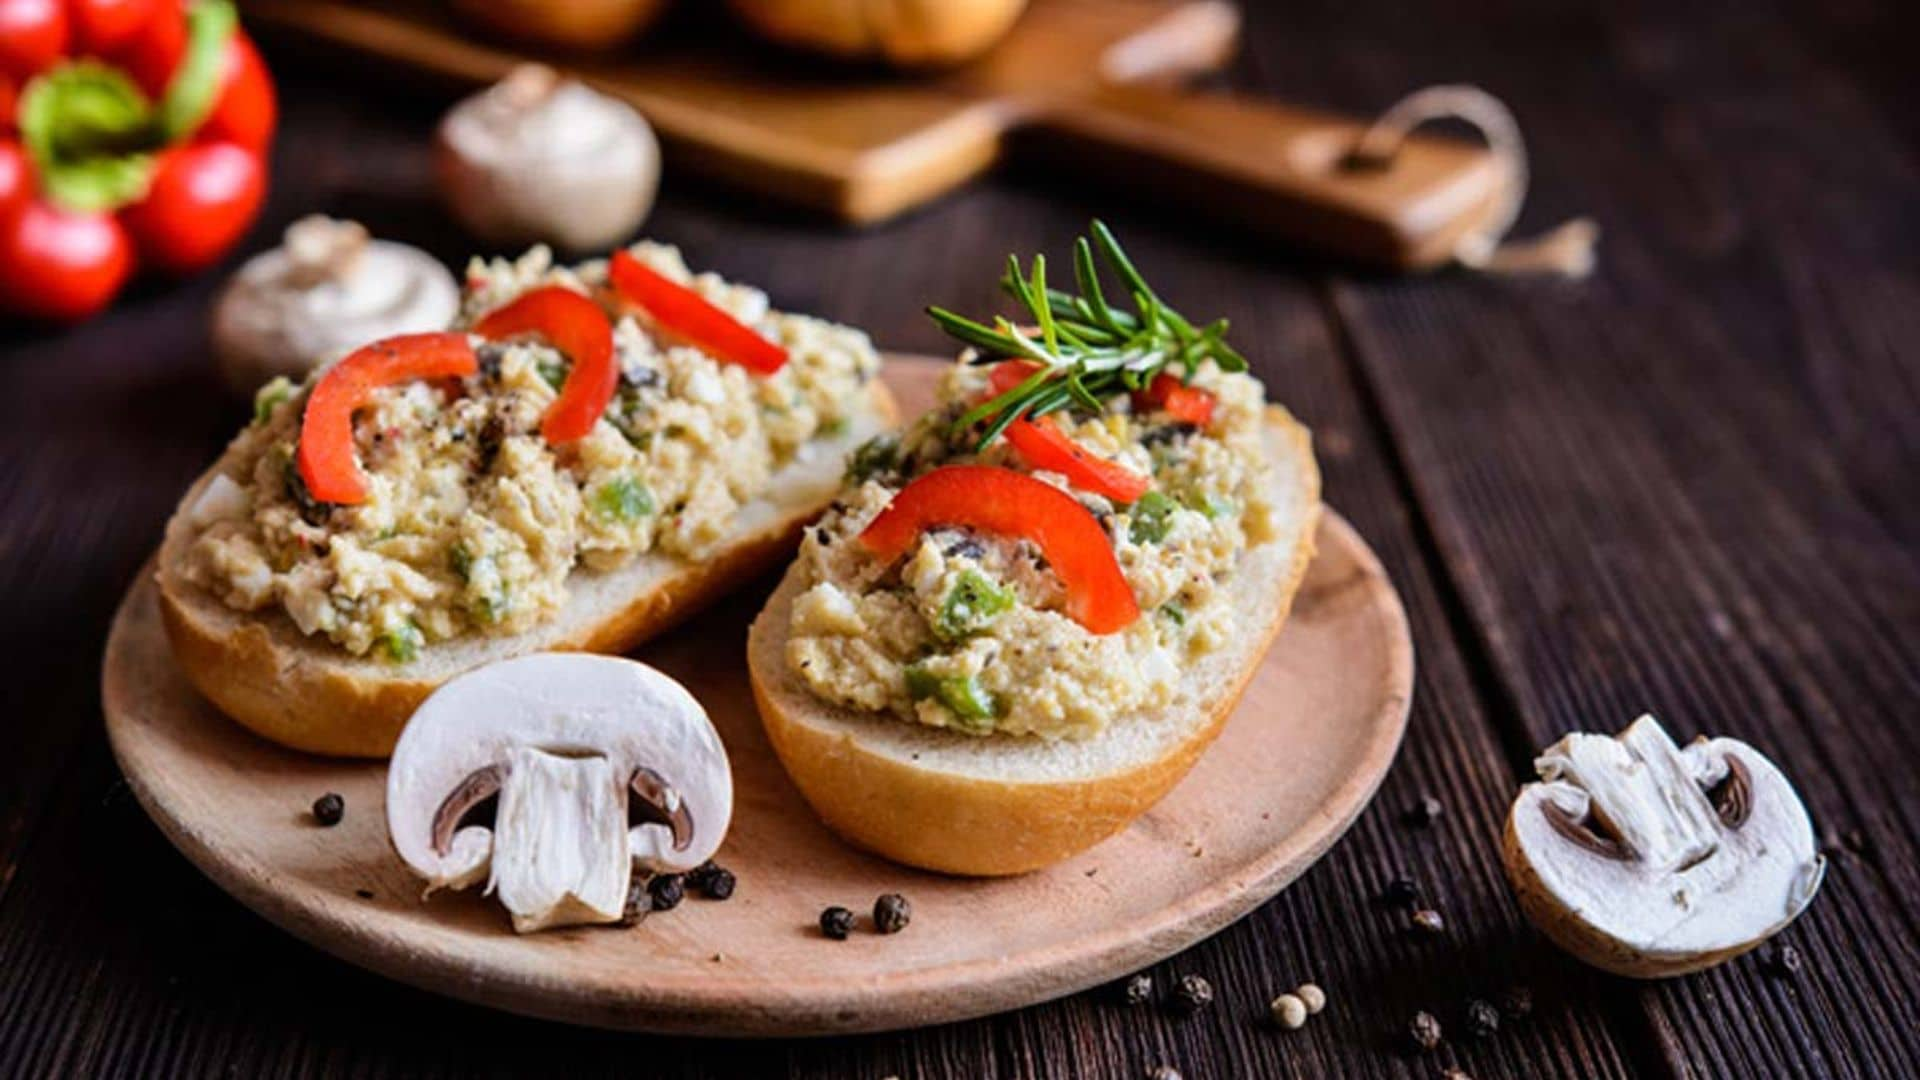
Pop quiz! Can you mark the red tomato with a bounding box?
[70,0,159,55]
[0,196,134,321]
[0,0,66,77]
[0,140,27,215]
[122,5,275,150]
[119,140,262,273]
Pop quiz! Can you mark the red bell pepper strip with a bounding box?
[473,285,617,445]
[608,249,788,375]
[985,360,1151,504]
[1133,372,1216,426]
[297,333,478,506]
[859,465,1141,634]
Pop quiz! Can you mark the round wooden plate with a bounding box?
[102,359,1413,1036]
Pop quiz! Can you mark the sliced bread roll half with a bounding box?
[747,405,1321,876]
[157,380,896,759]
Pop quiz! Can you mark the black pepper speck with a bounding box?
[1172,974,1213,1013]
[648,874,685,911]
[1408,1010,1443,1051]
[1403,795,1444,828]
[1379,877,1419,908]
[311,793,344,827]
[819,906,854,940]
[1121,972,1154,1006]
[1463,998,1500,1039]
[874,893,911,934]
[1498,985,1534,1022]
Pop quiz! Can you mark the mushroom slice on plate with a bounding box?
[387,653,732,933]
[1503,714,1824,977]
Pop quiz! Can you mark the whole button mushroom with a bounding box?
[436,65,660,255]
[211,216,459,396]
[386,653,733,933]
[1503,714,1825,977]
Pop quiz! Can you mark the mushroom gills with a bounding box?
[488,746,631,933]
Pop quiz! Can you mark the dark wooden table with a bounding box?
[4,2,1917,1076]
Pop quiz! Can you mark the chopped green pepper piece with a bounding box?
[1159,601,1186,626]
[536,355,568,391]
[379,621,424,664]
[1190,492,1236,520]
[845,435,899,483]
[1128,490,1176,544]
[448,543,474,581]
[820,415,850,437]
[252,376,293,425]
[904,663,997,727]
[934,568,1014,641]
[593,477,654,522]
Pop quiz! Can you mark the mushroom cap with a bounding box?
[211,221,459,395]
[436,67,660,254]
[1505,723,1823,977]
[387,653,734,887]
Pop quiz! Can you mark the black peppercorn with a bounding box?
[1121,972,1154,1006]
[874,893,911,934]
[1403,795,1444,828]
[1172,974,1213,1013]
[1762,942,1803,977]
[311,792,344,826]
[648,873,685,911]
[819,906,854,940]
[1411,908,1446,936]
[1497,985,1534,1022]
[701,867,736,900]
[1379,877,1419,908]
[1408,1010,1443,1051]
[620,878,650,926]
[1463,998,1500,1039]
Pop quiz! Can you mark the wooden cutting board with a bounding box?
[243,0,1502,269]
[102,358,1414,1036]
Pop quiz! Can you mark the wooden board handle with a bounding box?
[1027,83,1504,270]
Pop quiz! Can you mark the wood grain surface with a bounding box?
[1,0,1915,1075]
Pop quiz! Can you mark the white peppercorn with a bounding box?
[1296,982,1327,1014]
[1270,993,1308,1029]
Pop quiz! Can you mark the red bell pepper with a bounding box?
[473,285,618,445]
[608,249,788,374]
[859,465,1141,634]
[1133,371,1216,426]
[297,333,478,506]
[0,0,273,322]
[985,360,1151,504]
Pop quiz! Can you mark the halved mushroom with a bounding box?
[1503,714,1824,977]
[387,653,733,933]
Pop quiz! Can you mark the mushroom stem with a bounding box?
[631,766,694,851]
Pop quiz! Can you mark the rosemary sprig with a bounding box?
[926,221,1247,449]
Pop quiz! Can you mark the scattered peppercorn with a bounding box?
[1149,1067,1182,1080]
[1497,985,1534,1022]
[1379,877,1420,908]
[311,792,345,826]
[620,878,650,926]
[1270,993,1308,1030]
[1411,908,1446,936]
[1403,795,1444,828]
[1761,942,1803,977]
[1463,998,1500,1039]
[1297,982,1327,1015]
[1442,1069,1474,1080]
[1122,972,1154,1006]
[819,906,854,940]
[1173,974,1214,1013]
[1408,1010,1443,1052]
[874,893,911,934]
[354,888,374,900]
[648,873,685,911]
[687,862,736,900]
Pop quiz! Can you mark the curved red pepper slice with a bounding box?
[608,249,787,375]
[1133,372,1216,426]
[474,285,616,445]
[985,361,1151,504]
[297,332,477,505]
[859,465,1141,634]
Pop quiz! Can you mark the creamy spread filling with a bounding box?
[785,361,1277,741]
[186,243,880,659]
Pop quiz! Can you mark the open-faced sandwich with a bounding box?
[160,242,894,757]
[748,224,1322,875]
